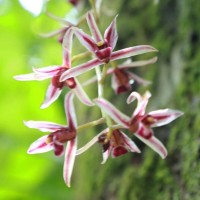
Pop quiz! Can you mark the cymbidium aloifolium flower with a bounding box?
[108,57,157,94]
[24,92,77,187]
[60,11,157,82]
[76,128,141,164]
[94,91,183,159]
[14,29,94,108]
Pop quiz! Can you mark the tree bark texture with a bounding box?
[74,1,200,199]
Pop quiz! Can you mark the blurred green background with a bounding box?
[0,0,75,199]
[0,0,199,200]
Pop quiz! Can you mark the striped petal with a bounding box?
[149,109,184,127]
[127,91,151,117]
[60,58,102,81]
[86,11,103,42]
[118,56,158,69]
[14,73,51,81]
[73,27,97,52]
[94,98,130,128]
[62,28,73,67]
[63,137,77,187]
[101,146,111,164]
[33,66,64,75]
[135,134,167,159]
[127,71,151,86]
[72,78,94,106]
[110,45,158,61]
[104,15,118,50]
[24,120,66,132]
[27,135,54,154]
[120,131,141,153]
[64,92,77,130]
[40,83,62,109]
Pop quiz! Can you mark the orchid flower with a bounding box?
[14,29,94,108]
[24,92,77,187]
[108,56,157,94]
[76,128,140,164]
[81,56,157,93]
[94,91,183,159]
[59,12,157,82]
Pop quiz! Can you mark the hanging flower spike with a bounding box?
[110,57,157,94]
[14,29,94,108]
[25,92,77,187]
[94,92,183,159]
[76,128,140,164]
[60,13,157,82]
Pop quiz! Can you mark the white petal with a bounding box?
[14,73,51,81]
[127,72,152,86]
[24,120,66,132]
[72,78,94,106]
[104,15,118,50]
[110,45,158,61]
[94,98,130,128]
[62,28,74,67]
[127,91,151,117]
[63,138,77,187]
[27,135,54,154]
[118,56,158,69]
[32,66,63,74]
[60,58,102,81]
[64,92,77,129]
[149,109,184,127]
[135,134,167,159]
[40,83,62,109]
[73,27,97,52]
[120,131,141,153]
[86,11,103,42]
[101,147,111,164]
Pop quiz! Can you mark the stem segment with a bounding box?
[77,118,106,131]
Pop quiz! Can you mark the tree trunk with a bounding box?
[74,0,200,199]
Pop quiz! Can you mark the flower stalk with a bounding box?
[77,117,106,131]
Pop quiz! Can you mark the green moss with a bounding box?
[74,0,200,199]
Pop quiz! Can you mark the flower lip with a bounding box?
[48,128,76,144]
[113,146,128,157]
[95,47,112,62]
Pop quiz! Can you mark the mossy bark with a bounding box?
[74,1,200,199]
